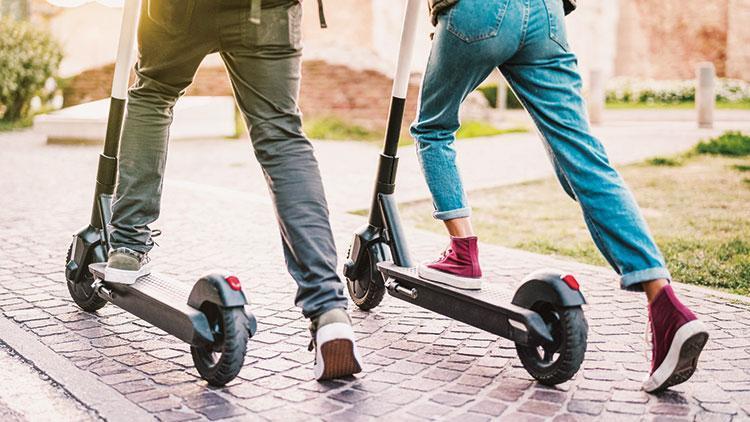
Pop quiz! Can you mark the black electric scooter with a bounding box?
[64,0,256,387]
[343,0,588,385]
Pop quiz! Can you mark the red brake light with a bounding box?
[562,274,580,290]
[225,276,242,291]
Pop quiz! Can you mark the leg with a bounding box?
[501,48,670,291]
[109,1,214,254]
[409,1,522,288]
[219,7,346,320]
[505,0,707,393]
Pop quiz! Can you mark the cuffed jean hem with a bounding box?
[433,207,471,221]
[620,267,672,292]
[306,302,348,321]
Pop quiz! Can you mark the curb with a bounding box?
[0,316,155,422]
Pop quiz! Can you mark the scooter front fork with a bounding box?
[343,224,390,284]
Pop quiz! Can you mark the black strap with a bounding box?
[316,0,327,28]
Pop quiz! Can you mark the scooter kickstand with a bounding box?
[91,279,113,302]
[385,277,418,300]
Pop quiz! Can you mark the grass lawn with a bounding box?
[399,136,750,296]
[302,116,527,145]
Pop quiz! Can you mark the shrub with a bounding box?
[695,131,750,157]
[606,77,750,105]
[0,18,62,122]
[646,156,683,167]
[477,84,524,110]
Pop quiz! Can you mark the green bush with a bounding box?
[477,84,524,110]
[0,18,62,122]
[646,156,683,167]
[695,131,750,157]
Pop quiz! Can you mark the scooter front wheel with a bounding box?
[345,245,386,311]
[515,304,587,386]
[191,306,249,386]
[66,243,107,312]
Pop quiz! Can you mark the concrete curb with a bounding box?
[0,316,155,422]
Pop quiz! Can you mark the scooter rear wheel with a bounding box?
[516,303,587,386]
[345,245,386,311]
[191,305,248,386]
[66,243,107,312]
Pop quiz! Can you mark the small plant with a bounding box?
[0,18,63,123]
[732,164,750,172]
[646,156,683,167]
[695,131,750,157]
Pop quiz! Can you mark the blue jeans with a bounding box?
[410,0,671,290]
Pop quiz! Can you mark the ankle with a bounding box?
[643,278,669,304]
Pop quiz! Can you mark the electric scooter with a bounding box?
[64,0,256,387]
[343,0,589,385]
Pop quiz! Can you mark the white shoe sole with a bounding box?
[418,263,482,290]
[643,320,709,393]
[103,265,151,285]
[313,322,363,381]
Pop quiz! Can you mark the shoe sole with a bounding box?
[418,264,482,290]
[643,320,709,393]
[314,323,363,381]
[103,266,151,285]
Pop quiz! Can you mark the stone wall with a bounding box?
[63,60,420,132]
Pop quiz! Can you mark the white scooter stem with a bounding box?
[112,0,141,100]
[391,0,421,100]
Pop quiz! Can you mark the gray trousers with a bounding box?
[109,0,347,319]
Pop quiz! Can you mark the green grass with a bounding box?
[303,117,382,142]
[645,156,684,167]
[456,121,527,139]
[0,117,33,132]
[303,116,525,144]
[400,151,750,296]
[605,100,750,110]
[695,131,750,157]
[734,164,750,172]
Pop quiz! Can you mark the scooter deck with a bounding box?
[378,262,553,346]
[89,263,214,346]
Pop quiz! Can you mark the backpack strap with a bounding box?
[316,0,327,28]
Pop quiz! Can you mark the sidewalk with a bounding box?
[0,112,749,421]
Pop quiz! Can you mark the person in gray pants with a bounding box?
[104,0,362,381]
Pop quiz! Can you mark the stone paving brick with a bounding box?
[2,135,750,421]
[468,399,508,416]
[518,399,563,417]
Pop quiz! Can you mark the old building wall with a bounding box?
[726,0,750,80]
[615,0,729,79]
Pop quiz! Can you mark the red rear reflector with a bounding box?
[562,275,580,290]
[225,276,242,291]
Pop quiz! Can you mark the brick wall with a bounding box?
[615,0,729,79]
[63,60,419,132]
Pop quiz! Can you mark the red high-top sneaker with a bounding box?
[418,236,482,290]
[643,285,709,393]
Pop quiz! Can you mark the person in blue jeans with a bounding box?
[415,0,708,392]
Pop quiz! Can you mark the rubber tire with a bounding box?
[191,307,248,387]
[345,246,385,311]
[516,305,587,386]
[66,243,107,312]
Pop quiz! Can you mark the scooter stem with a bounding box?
[368,0,421,228]
[90,0,141,229]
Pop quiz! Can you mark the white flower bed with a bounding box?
[606,77,750,104]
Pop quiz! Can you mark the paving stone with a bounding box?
[518,400,562,417]
[468,399,508,417]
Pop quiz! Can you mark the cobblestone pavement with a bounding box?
[2,129,750,421]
